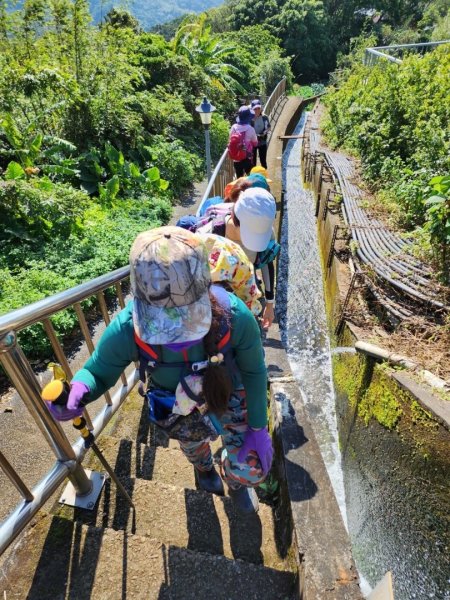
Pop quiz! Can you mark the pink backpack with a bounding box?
[228,130,247,161]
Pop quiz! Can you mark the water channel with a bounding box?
[276,112,449,599]
[277,111,347,517]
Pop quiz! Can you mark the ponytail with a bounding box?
[202,290,232,415]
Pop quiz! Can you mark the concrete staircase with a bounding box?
[0,390,297,599]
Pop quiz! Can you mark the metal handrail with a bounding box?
[0,76,288,556]
[365,40,450,65]
[199,77,287,207]
[0,267,136,555]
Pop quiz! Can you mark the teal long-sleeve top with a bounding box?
[73,291,268,428]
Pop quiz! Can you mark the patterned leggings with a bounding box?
[179,390,266,489]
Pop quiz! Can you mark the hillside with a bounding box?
[88,0,223,29]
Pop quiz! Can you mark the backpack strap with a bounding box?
[134,284,233,385]
[209,284,234,377]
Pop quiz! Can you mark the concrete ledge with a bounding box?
[264,323,362,599]
[392,371,450,429]
[271,381,361,599]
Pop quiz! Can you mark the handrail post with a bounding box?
[0,330,92,495]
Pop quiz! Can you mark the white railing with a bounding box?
[365,40,450,65]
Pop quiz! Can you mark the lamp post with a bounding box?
[195,97,216,181]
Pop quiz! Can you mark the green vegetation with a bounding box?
[324,42,450,279]
[334,351,445,461]
[358,372,403,429]
[1,0,449,360]
[206,0,449,81]
[0,0,290,359]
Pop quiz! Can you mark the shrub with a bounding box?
[0,179,89,253]
[324,45,450,229]
[147,135,203,197]
[0,196,172,358]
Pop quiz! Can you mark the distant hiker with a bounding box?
[250,99,271,169]
[46,226,273,515]
[228,106,258,178]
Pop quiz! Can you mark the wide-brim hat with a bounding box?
[130,226,212,345]
[236,106,254,125]
[235,188,276,252]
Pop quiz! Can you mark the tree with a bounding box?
[71,0,91,82]
[173,14,245,93]
[103,8,142,33]
[274,0,333,81]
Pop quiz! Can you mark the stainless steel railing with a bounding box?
[0,267,139,555]
[199,77,287,204]
[365,40,450,65]
[0,77,288,556]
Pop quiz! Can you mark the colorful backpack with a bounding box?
[228,130,248,162]
[176,204,232,235]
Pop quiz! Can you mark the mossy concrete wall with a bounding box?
[333,347,449,595]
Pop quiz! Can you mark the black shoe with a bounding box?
[228,485,259,514]
[196,467,224,496]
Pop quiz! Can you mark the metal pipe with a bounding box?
[74,302,112,405]
[0,266,130,336]
[0,331,77,463]
[115,281,125,309]
[42,318,73,380]
[374,40,450,51]
[0,451,34,502]
[0,368,139,556]
[0,460,71,556]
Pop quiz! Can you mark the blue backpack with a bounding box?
[254,239,281,269]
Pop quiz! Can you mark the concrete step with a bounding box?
[105,388,176,448]
[91,435,197,489]
[0,514,296,599]
[56,478,292,573]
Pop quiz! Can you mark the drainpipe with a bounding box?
[354,341,449,391]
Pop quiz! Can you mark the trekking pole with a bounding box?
[42,365,135,509]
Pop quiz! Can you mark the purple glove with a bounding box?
[67,381,90,410]
[238,427,273,475]
[45,382,89,422]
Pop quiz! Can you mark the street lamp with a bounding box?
[195,97,216,181]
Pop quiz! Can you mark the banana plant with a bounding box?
[97,142,169,204]
[1,114,79,181]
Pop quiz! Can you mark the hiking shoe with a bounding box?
[228,485,259,515]
[196,467,224,496]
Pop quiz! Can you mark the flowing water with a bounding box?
[277,112,371,595]
[277,112,449,600]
